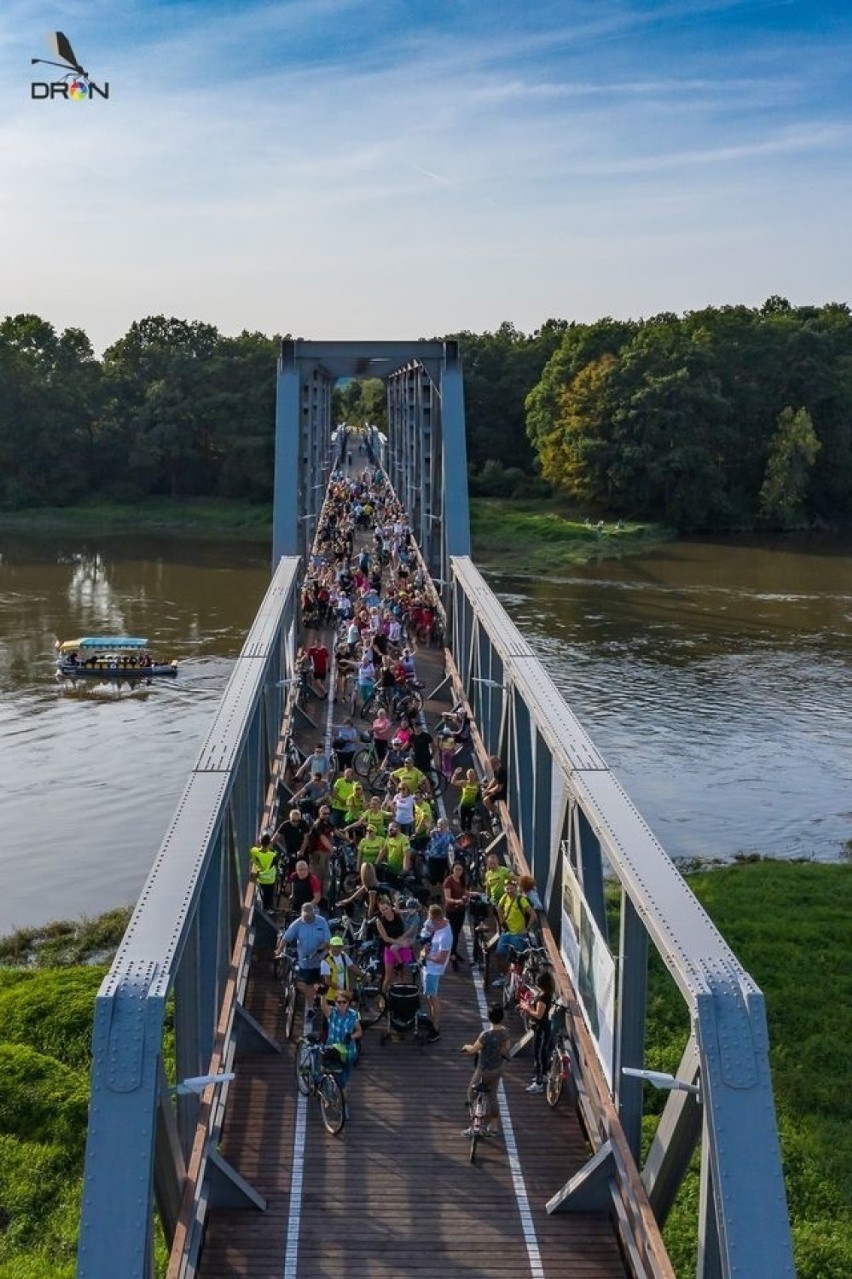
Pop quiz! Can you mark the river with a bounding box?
[0,530,849,936]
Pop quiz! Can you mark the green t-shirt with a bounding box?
[331,776,355,810]
[384,834,410,874]
[358,834,385,865]
[485,865,512,904]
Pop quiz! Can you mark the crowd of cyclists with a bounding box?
[249,453,563,1132]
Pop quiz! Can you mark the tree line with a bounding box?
[1,302,849,531]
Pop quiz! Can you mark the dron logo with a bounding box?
[30,31,109,101]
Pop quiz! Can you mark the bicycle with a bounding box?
[502,943,550,1015]
[465,1080,493,1164]
[546,997,578,1109]
[294,1034,347,1134]
[275,945,298,1041]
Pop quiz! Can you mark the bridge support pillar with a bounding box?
[615,893,649,1163]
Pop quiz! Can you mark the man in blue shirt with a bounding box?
[278,903,331,1000]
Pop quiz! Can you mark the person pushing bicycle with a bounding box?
[460,1005,512,1138]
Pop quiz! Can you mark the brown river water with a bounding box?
[0,531,850,935]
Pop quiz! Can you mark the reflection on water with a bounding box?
[0,532,270,934]
[487,538,852,867]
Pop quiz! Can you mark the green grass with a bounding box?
[630,862,852,1279]
[470,496,670,569]
[0,498,272,540]
[0,908,132,968]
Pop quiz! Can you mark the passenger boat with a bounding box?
[56,636,178,679]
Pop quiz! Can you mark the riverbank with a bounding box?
[0,495,668,566]
[0,862,848,1278]
[469,497,670,570]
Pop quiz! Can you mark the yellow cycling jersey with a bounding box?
[498,893,531,936]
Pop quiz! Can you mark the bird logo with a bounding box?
[31,32,106,98]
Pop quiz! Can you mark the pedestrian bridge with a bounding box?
[76,342,794,1279]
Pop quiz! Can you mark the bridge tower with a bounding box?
[273,339,470,591]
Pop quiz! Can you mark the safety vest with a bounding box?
[249,846,277,885]
[323,952,350,996]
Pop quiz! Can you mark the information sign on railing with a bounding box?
[560,839,616,1086]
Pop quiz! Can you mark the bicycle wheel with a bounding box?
[356,984,386,1027]
[295,1040,313,1096]
[319,1073,346,1134]
[352,747,374,778]
[426,767,447,797]
[502,970,518,1011]
[469,1129,479,1164]
[546,1050,564,1108]
[283,978,297,1041]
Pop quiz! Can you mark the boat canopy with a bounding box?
[59,636,150,654]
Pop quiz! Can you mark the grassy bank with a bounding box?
[470,497,670,570]
[0,866,849,1276]
[636,861,852,1278]
[0,495,670,568]
[0,498,272,540]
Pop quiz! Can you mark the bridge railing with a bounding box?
[449,555,795,1279]
[76,557,302,1279]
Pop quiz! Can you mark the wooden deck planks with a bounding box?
[199,935,626,1279]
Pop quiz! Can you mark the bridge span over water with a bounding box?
[77,342,794,1279]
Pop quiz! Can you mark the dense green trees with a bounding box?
[0,315,279,510]
[526,302,852,530]
[1,304,849,530]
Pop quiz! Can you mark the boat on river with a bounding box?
[56,636,178,679]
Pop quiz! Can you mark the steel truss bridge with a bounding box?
[77,341,795,1279]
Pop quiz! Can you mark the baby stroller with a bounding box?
[379,982,433,1046]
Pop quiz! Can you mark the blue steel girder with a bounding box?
[274,340,470,589]
[77,559,301,1279]
[448,554,794,1279]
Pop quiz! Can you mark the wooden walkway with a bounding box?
[199,939,626,1279]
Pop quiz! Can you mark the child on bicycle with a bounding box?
[460,1005,512,1137]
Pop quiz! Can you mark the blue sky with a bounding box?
[1,0,851,352]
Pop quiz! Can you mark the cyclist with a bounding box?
[378,821,413,878]
[520,969,556,1093]
[419,904,452,1041]
[319,935,362,1012]
[276,902,331,1003]
[374,897,417,990]
[390,755,427,796]
[329,767,357,829]
[287,859,322,914]
[442,858,470,970]
[248,833,278,913]
[461,1005,512,1137]
[492,880,535,987]
[451,766,481,832]
[325,990,362,1090]
[425,816,455,889]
